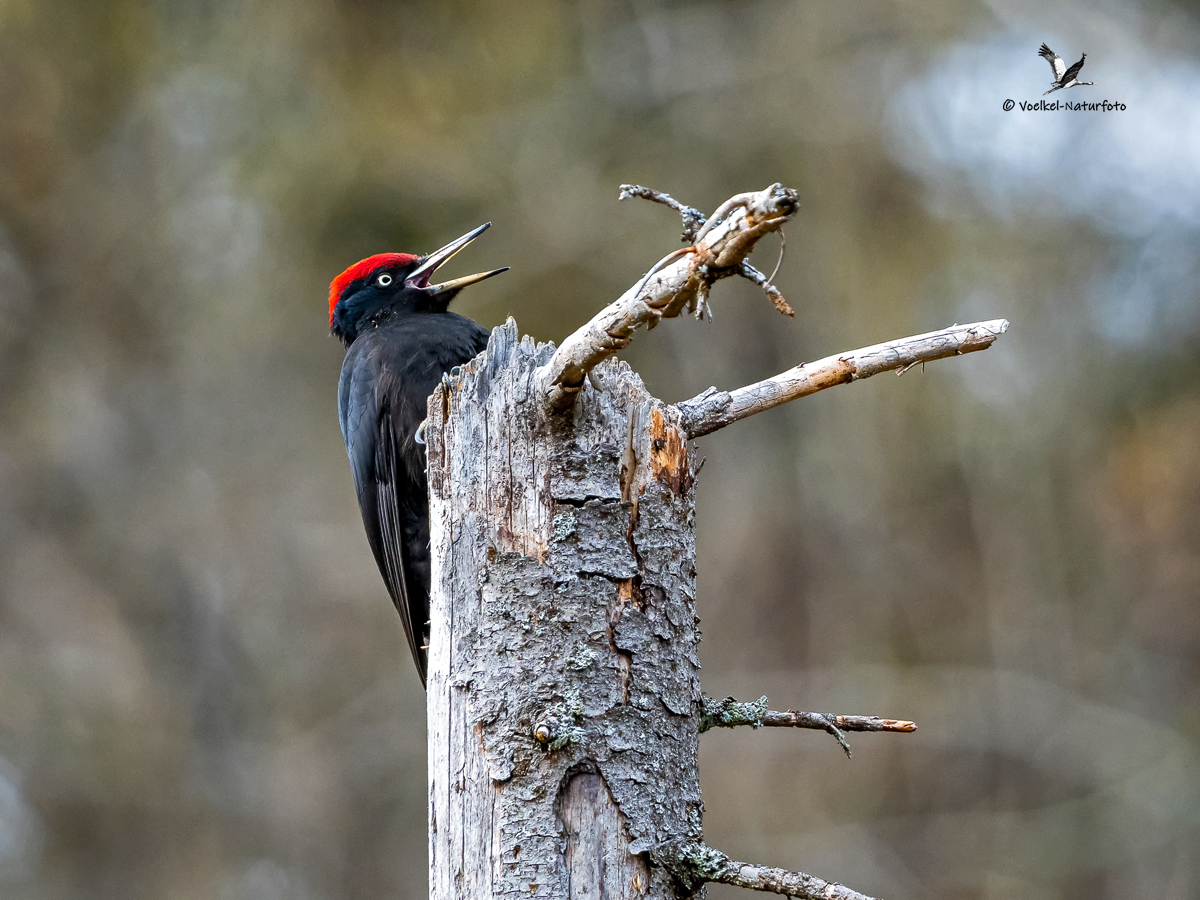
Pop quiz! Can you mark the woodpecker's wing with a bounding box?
[371,407,430,683]
[338,314,492,686]
[339,338,429,683]
[1062,54,1086,83]
[1039,43,1066,80]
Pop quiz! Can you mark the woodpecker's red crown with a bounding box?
[328,253,418,329]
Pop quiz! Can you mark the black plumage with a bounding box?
[329,225,506,684]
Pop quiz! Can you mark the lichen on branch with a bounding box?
[659,841,882,900]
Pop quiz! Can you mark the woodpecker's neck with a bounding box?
[334,289,457,347]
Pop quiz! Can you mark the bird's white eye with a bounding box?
[376,273,393,286]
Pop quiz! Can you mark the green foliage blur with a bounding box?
[1,1,1198,898]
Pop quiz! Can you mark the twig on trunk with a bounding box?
[618,184,707,243]
[677,319,1010,439]
[663,842,881,900]
[763,710,917,733]
[699,695,916,758]
[537,183,800,411]
[711,854,882,900]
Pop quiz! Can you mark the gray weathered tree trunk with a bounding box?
[421,184,1007,900]
[425,322,700,899]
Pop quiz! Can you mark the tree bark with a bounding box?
[425,320,701,899]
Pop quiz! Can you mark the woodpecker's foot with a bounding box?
[414,419,427,446]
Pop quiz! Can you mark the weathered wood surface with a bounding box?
[425,318,702,900]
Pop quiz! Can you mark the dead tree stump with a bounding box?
[426,322,700,898]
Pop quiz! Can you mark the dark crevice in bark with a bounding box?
[555,495,622,508]
[607,602,634,707]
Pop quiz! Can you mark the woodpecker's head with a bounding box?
[328,223,508,346]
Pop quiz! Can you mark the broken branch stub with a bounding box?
[537,183,799,412]
[677,319,1010,439]
[739,260,794,317]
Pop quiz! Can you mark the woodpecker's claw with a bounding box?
[414,420,427,446]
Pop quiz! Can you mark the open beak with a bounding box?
[405,222,509,295]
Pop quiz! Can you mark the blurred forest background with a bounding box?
[1,0,1198,898]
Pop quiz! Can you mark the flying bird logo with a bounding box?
[1038,43,1095,95]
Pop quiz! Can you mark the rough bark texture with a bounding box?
[425,318,702,900]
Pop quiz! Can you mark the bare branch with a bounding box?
[739,261,794,317]
[537,184,800,412]
[699,695,916,758]
[763,710,917,733]
[618,184,707,242]
[677,319,1010,439]
[711,855,882,900]
[662,843,880,900]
